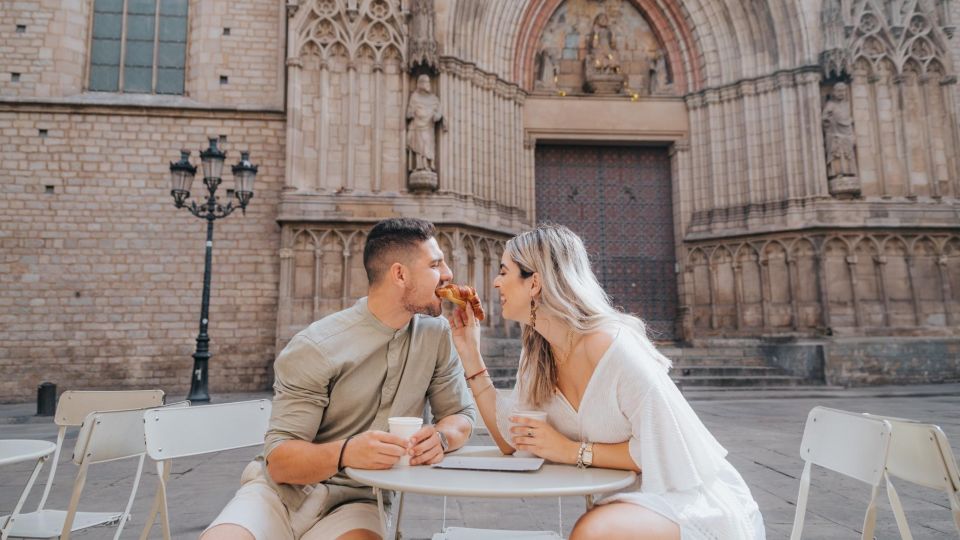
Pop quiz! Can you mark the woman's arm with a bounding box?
[449,303,515,455]
[509,418,640,472]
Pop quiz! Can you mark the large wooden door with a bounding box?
[535,145,678,339]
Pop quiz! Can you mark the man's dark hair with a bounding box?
[363,218,437,284]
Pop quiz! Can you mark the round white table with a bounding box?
[1,440,57,540]
[346,446,637,539]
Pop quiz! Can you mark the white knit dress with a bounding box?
[495,328,766,540]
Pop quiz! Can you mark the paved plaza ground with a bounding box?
[2,384,958,539]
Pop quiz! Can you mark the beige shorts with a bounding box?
[206,461,387,540]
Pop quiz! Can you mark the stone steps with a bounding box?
[478,335,823,389]
[672,374,811,387]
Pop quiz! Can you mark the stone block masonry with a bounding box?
[0,106,285,403]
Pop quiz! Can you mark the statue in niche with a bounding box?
[648,49,667,94]
[535,26,562,90]
[822,82,860,196]
[583,13,626,93]
[407,74,443,190]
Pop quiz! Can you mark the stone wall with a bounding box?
[825,338,960,385]
[0,106,285,402]
[276,223,512,349]
[0,0,88,98]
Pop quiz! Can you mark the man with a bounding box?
[203,218,477,540]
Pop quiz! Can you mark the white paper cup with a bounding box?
[388,416,423,467]
[511,410,547,458]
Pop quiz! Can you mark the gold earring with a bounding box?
[529,299,537,327]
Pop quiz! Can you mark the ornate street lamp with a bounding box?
[168,138,258,402]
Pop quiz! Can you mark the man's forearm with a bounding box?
[266,438,344,485]
[436,413,473,452]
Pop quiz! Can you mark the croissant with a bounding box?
[436,284,486,321]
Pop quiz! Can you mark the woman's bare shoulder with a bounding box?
[581,327,618,367]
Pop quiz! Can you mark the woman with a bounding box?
[448,225,765,540]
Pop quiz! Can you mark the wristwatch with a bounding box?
[437,430,450,453]
[577,441,594,469]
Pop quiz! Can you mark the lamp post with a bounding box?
[169,138,258,403]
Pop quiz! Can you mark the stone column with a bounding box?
[759,255,771,331]
[874,255,889,327]
[938,255,955,326]
[847,255,862,327]
[786,255,800,330]
[284,58,303,191]
[905,254,921,326]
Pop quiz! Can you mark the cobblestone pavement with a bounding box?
[1,384,958,539]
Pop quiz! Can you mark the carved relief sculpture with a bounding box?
[535,26,561,90]
[533,0,672,96]
[583,13,626,93]
[822,82,860,196]
[407,74,443,190]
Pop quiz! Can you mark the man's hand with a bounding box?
[342,431,410,470]
[408,425,445,466]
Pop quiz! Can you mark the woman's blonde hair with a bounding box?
[505,225,672,407]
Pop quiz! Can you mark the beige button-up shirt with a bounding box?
[262,297,477,512]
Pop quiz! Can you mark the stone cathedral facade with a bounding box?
[1,0,958,402]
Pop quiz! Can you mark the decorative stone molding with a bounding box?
[406,0,438,73]
[683,230,960,337]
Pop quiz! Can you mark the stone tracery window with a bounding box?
[88,0,188,94]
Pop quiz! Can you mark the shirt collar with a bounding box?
[356,297,411,339]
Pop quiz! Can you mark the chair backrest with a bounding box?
[791,407,894,540]
[863,413,959,492]
[72,401,190,466]
[799,406,892,485]
[56,390,165,427]
[143,400,271,461]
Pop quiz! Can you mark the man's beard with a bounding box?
[401,284,442,317]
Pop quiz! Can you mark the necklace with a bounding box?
[552,327,581,367]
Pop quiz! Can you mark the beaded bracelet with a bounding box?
[337,434,357,472]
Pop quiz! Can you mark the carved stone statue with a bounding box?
[407,74,442,190]
[583,13,626,94]
[822,82,860,196]
[535,44,560,90]
[648,48,667,94]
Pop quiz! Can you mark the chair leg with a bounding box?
[113,454,146,540]
[947,490,960,536]
[60,461,91,540]
[884,474,913,540]
[861,484,879,540]
[789,461,811,540]
[140,461,171,540]
[158,462,172,540]
[1,454,49,540]
[36,427,66,512]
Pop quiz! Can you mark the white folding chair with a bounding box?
[862,413,960,539]
[790,406,893,540]
[1,389,164,539]
[139,399,272,540]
